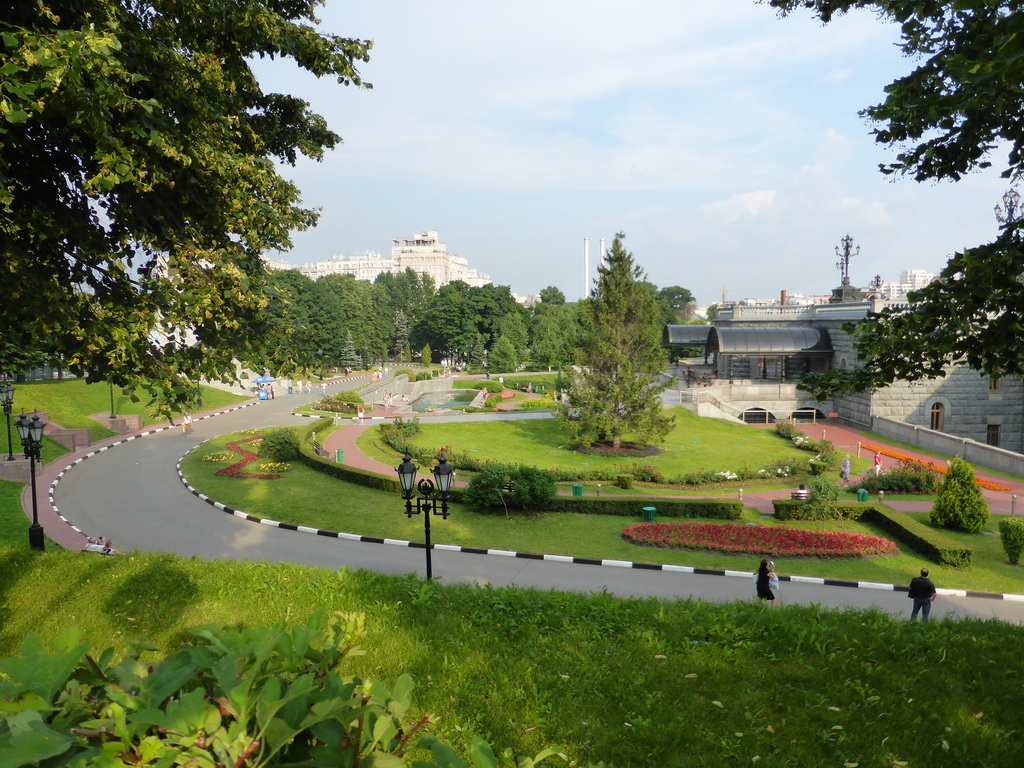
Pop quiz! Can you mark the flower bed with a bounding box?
[621,521,899,558]
[215,437,282,480]
[862,443,1011,492]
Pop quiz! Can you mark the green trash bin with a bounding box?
[856,488,868,503]
[336,449,344,464]
[571,483,583,497]
[643,506,656,523]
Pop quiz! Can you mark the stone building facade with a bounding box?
[669,299,1024,452]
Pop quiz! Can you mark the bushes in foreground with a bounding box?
[0,612,556,768]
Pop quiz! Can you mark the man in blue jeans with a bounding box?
[908,568,937,622]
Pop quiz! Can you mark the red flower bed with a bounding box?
[621,521,898,559]
[863,443,1011,492]
[215,437,281,480]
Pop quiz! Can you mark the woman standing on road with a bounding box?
[755,559,778,609]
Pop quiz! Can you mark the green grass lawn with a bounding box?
[0,549,1021,767]
[181,433,1024,595]
[7,379,250,441]
[359,407,811,478]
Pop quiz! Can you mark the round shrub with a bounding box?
[260,427,300,461]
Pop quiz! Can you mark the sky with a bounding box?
[255,0,1015,306]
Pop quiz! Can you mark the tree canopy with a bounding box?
[768,0,1024,397]
[0,1,371,414]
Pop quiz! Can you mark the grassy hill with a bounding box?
[0,548,1021,767]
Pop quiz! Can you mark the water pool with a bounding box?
[409,390,478,412]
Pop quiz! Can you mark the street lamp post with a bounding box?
[395,454,455,579]
[994,187,1021,228]
[16,412,46,551]
[0,383,14,461]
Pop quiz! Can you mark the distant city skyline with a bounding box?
[255,1,1014,306]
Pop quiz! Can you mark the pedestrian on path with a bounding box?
[182,412,193,436]
[754,559,778,609]
[874,451,882,476]
[840,455,851,484]
[306,381,312,394]
[357,405,365,425]
[908,568,937,622]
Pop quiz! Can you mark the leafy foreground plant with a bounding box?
[0,612,562,768]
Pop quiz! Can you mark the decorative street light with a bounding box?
[395,454,455,579]
[994,187,1021,228]
[16,412,46,551]
[835,234,859,286]
[0,382,15,461]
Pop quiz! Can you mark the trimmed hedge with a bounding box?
[297,419,404,494]
[773,500,973,568]
[540,497,742,519]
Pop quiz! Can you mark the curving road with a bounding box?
[41,379,1024,625]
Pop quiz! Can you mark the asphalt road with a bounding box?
[49,384,1024,626]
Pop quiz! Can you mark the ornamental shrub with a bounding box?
[930,456,989,533]
[463,463,514,509]
[260,426,300,461]
[519,397,556,410]
[854,459,942,494]
[803,475,842,520]
[509,465,557,511]
[615,474,633,490]
[999,518,1024,564]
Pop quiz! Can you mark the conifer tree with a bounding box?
[930,457,989,533]
[560,233,672,448]
[340,332,362,370]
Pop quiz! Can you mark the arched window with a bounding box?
[930,402,944,432]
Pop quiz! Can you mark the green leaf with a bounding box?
[0,710,75,767]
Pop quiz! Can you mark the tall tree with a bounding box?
[768,1,1024,397]
[559,233,672,449]
[658,285,696,322]
[0,2,370,415]
[538,286,566,305]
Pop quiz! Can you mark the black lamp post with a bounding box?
[395,454,455,579]
[16,412,46,551]
[0,383,14,461]
[995,187,1021,229]
[834,234,859,286]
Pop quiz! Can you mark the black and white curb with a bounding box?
[48,403,259,536]
[174,449,1024,603]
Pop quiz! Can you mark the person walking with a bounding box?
[754,559,778,609]
[182,412,193,436]
[840,455,851,484]
[873,451,882,476]
[356,405,365,425]
[908,568,937,622]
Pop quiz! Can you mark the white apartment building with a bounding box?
[277,230,491,288]
[391,230,490,288]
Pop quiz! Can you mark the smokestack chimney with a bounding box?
[780,289,787,306]
[583,238,589,300]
